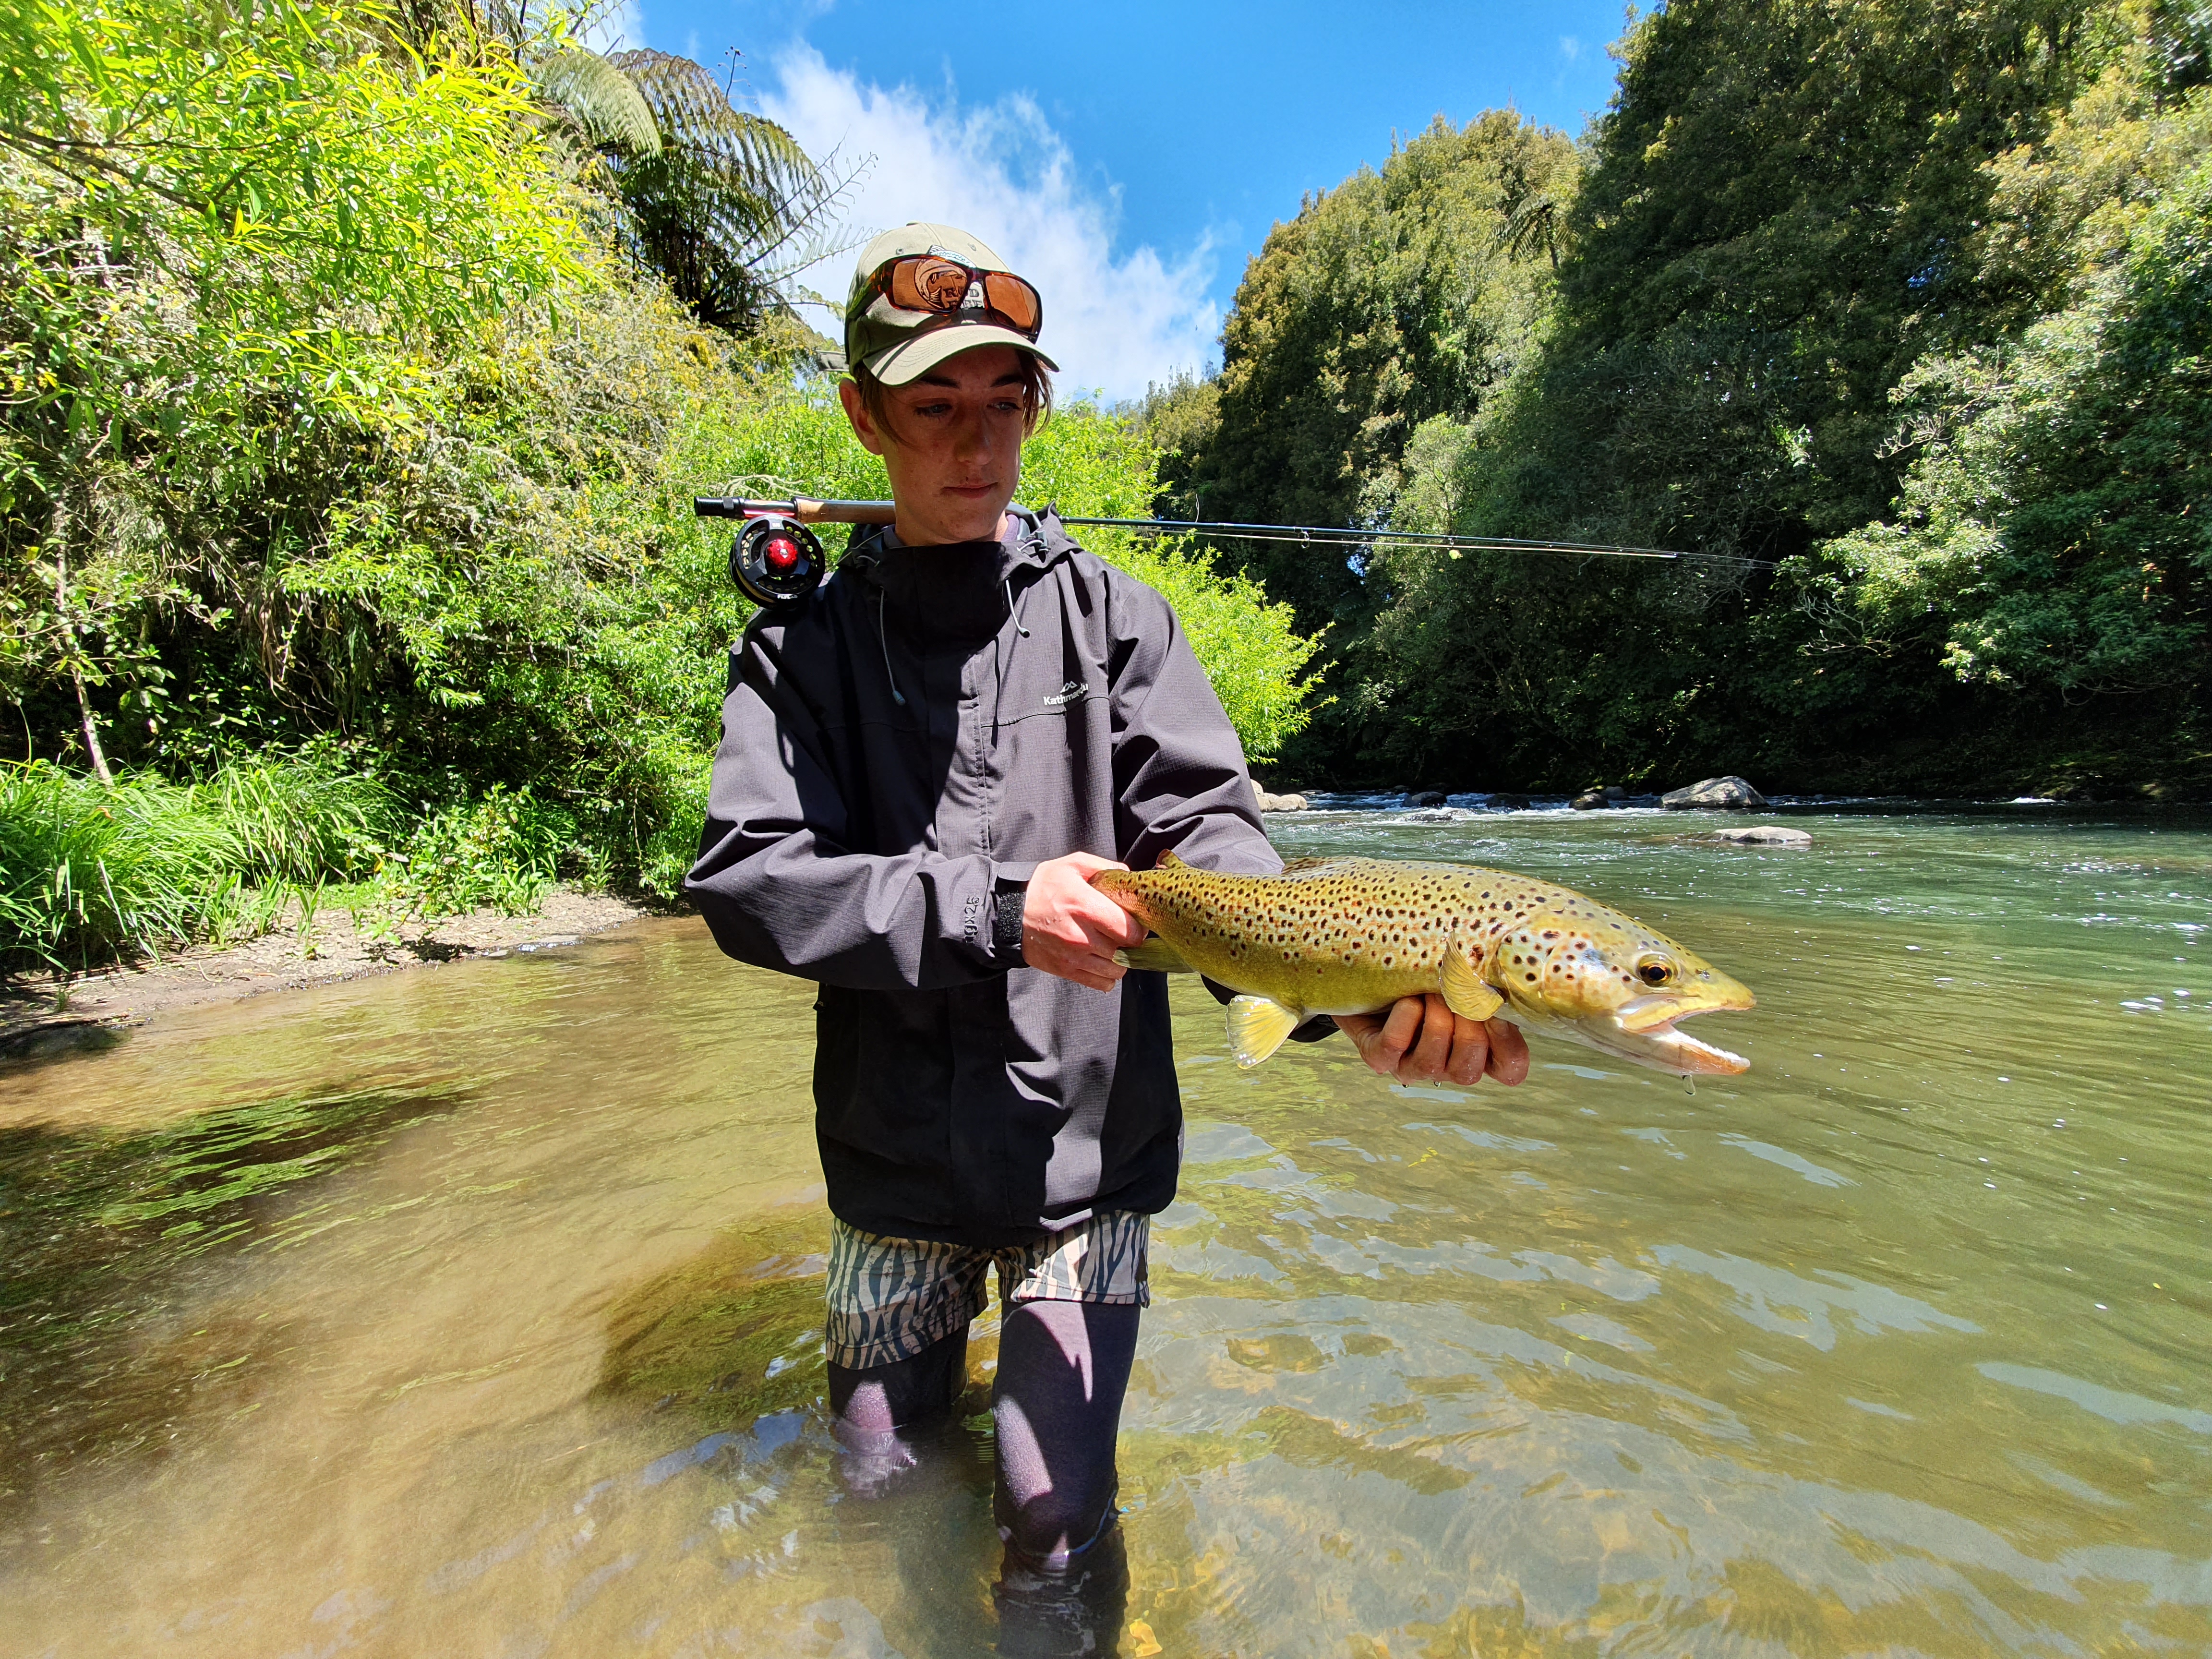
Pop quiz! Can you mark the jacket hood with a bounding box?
[842,506,1077,641]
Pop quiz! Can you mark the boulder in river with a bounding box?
[1712,825,1812,846]
[1603,785,1628,801]
[1488,792,1533,810]
[1404,790,1448,808]
[1662,775,1767,810]
[1571,790,1607,810]
[1253,788,1310,813]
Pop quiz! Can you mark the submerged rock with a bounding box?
[1404,790,1448,808]
[1662,775,1767,810]
[1713,825,1811,845]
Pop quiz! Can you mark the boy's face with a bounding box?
[839,345,1031,547]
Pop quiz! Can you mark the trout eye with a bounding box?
[1635,956,1674,987]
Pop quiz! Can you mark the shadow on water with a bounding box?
[0,1082,467,1514]
[590,1203,833,1425]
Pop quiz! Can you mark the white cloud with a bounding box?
[757,45,1219,402]
[577,0,645,54]
[1559,34,1582,60]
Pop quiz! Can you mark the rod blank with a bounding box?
[693,498,1770,569]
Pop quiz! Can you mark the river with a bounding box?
[1,803,2206,1657]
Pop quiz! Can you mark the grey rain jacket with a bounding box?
[684,506,1282,1247]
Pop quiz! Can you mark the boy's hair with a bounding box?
[849,352,1054,447]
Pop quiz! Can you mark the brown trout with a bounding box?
[1094,853,1754,1076]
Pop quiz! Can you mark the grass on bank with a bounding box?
[0,757,582,977]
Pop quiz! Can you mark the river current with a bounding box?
[1,803,2206,1657]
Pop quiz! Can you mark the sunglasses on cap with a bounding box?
[863,254,1044,340]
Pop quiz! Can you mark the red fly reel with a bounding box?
[727,513,825,608]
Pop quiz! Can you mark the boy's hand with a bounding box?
[1334,996,1529,1087]
[1023,853,1148,992]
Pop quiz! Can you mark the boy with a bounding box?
[685,223,1525,1647]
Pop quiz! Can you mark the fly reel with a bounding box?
[693,498,836,608]
[721,512,825,608]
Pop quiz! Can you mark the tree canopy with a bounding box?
[1161,0,2211,797]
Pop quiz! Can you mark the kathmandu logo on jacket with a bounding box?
[1043,680,1093,707]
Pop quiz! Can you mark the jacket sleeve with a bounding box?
[682,621,1020,990]
[1106,573,1284,879]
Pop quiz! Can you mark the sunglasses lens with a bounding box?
[983,272,1042,335]
[889,256,971,313]
[875,256,1042,338]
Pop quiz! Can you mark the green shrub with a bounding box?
[377,786,577,919]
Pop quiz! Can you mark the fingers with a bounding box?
[1337,996,1527,1087]
[1335,997,1431,1078]
[1483,1018,1530,1085]
[1380,996,1425,1065]
[1444,1011,1488,1085]
[1024,853,1144,989]
[1407,996,1456,1081]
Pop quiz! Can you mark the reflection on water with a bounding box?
[0,807,2207,1656]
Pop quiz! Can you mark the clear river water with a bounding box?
[1,803,2207,1658]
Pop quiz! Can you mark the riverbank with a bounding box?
[0,886,655,1058]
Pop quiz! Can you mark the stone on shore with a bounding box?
[1712,825,1812,845]
[1662,775,1767,810]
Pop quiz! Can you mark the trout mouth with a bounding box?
[1634,1015,1751,1077]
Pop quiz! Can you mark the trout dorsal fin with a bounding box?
[1226,995,1304,1068]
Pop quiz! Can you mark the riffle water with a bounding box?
[1,805,2206,1656]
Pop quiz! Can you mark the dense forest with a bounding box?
[1153,0,2211,799]
[4,0,2207,973]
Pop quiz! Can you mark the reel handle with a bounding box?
[692,496,897,525]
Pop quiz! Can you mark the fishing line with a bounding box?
[1058,516,1772,570]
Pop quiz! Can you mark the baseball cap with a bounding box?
[842,222,1060,386]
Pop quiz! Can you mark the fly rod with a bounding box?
[692,495,1771,607]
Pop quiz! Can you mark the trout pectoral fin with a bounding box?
[1226,995,1303,1068]
[1116,936,1195,974]
[1439,950,1503,1022]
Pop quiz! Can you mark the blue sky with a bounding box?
[609,1,1630,397]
